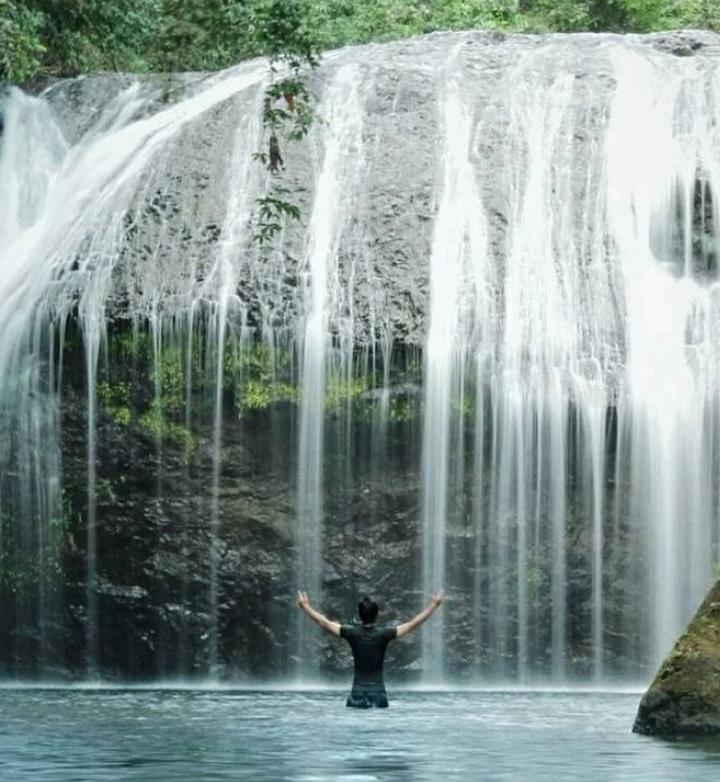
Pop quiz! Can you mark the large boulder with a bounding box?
[633,580,720,736]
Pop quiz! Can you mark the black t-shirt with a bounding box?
[340,623,397,691]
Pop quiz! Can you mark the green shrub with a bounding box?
[5,0,717,85]
[139,403,195,450]
[97,381,133,425]
[0,0,46,82]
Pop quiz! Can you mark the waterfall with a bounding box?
[420,48,489,681]
[605,46,720,666]
[0,64,266,674]
[2,32,720,682]
[296,63,367,677]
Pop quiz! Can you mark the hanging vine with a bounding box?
[250,1,321,247]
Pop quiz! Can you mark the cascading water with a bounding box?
[420,47,490,681]
[2,31,720,683]
[0,64,267,674]
[203,94,264,676]
[605,45,720,664]
[295,63,368,678]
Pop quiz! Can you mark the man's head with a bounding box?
[358,596,379,624]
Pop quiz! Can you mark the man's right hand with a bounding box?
[297,590,310,610]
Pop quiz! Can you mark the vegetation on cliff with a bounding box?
[2,0,720,83]
[92,327,420,441]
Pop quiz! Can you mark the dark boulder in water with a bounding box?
[633,580,720,736]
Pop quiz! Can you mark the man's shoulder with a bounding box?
[340,623,361,639]
[378,624,398,641]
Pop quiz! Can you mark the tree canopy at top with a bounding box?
[2,0,719,83]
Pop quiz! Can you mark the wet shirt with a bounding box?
[340,623,397,696]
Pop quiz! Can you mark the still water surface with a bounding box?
[0,689,718,781]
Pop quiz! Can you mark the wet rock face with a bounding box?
[648,30,720,58]
[25,30,636,346]
[0,343,428,679]
[0,335,644,681]
[0,377,641,681]
[633,580,720,736]
[31,28,720,350]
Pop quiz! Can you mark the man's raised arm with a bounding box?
[297,590,342,636]
[396,592,444,638]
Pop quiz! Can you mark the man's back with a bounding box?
[340,623,397,706]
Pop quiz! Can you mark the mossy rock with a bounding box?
[633,580,720,736]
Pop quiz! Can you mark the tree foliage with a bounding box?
[1,0,46,83]
[1,0,719,83]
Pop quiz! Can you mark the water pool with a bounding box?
[0,689,717,781]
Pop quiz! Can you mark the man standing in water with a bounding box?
[297,590,444,708]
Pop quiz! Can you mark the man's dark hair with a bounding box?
[358,596,379,624]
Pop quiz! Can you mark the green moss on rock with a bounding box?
[324,375,367,412]
[238,379,298,411]
[389,397,416,423]
[139,404,195,452]
[633,579,720,736]
[97,381,132,425]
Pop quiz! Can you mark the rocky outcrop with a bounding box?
[634,580,720,736]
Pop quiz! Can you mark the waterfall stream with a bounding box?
[1,32,720,682]
[296,63,368,676]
